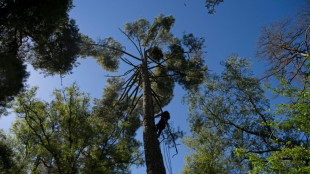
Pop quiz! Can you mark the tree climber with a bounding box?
[154,111,170,137]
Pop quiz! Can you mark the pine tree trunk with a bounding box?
[141,57,166,174]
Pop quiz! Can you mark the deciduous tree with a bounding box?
[12,81,142,173]
[184,56,275,173]
[256,1,310,84]
[184,55,310,173]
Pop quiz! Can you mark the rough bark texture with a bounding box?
[141,58,166,174]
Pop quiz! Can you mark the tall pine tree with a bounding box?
[80,14,206,173]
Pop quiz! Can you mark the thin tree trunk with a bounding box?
[141,56,166,174]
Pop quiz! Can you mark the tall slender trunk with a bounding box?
[141,56,166,174]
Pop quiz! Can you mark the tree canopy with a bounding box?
[0,0,82,115]
[2,1,309,174]
[183,56,273,173]
[9,81,142,173]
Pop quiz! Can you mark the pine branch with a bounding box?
[88,43,142,61]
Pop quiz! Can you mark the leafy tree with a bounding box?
[184,55,310,173]
[234,56,310,173]
[183,55,279,173]
[183,56,278,173]
[236,3,310,172]
[0,0,81,115]
[11,81,142,173]
[183,125,233,174]
[241,2,310,169]
[80,14,206,173]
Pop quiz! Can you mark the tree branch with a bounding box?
[119,28,143,57]
[88,43,142,61]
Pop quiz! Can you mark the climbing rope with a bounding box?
[162,135,173,174]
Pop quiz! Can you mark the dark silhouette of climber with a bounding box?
[154,111,170,137]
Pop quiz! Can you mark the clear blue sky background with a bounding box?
[0,0,306,173]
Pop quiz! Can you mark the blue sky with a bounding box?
[0,0,306,173]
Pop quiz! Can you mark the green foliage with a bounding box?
[166,33,206,90]
[183,128,232,174]
[151,67,175,110]
[80,35,123,72]
[0,52,28,115]
[183,55,275,173]
[0,0,82,115]
[11,82,143,173]
[31,20,81,74]
[184,54,310,173]
[245,67,310,173]
[238,6,310,172]
[1,0,78,73]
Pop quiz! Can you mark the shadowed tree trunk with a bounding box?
[141,55,166,174]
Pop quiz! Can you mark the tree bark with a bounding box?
[141,56,166,174]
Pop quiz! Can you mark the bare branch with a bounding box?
[119,28,143,57]
[128,94,142,115]
[167,124,178,158]
[119,72,137,101]
[151,88,163,112]
[119,71,140,102]
[120,57,139,69]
